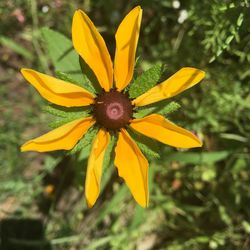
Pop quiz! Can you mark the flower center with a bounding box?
[93,89,133,130]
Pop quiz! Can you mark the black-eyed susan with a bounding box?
[21,6,205,208]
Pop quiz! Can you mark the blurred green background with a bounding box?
[0,0,250,249]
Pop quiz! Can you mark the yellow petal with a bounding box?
[21,117,95,152]
[114,6,142,91]
[72,10,113,91]
[132,67,205,106]
[114,129,148,207]
[85,129,110,208]
[130,114,202,148]
[21,69,94,107]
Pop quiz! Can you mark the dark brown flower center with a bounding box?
[93,89,133,130]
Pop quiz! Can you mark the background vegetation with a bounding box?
[0,0,250,249]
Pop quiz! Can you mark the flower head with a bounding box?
[21,6,205,208]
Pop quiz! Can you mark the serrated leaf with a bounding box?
[129,63,163,98]
[70,126,98,154]
[128,128,160,160]
[79,57,101,93]
[41,27,83,84]
[43,104,90,118]
[102,134,116,171]
[55,71,95,93]
[135,141,160,160]
[48,116,86,129]
[43,104,91,128]
[134,101,181,118]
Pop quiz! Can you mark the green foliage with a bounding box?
[55,70,95,93]
[70,126,98,154]
[79,57,101,93]
[102,134,116,171]
[164,151,230,165]
[43,104,91,129]
[134,101,181,118]
[189,2,245,62]
[128,63,163,98]
[0,36,34,60]
[42,28,99,93]
[128,128,160,160]
[41,27,87,87]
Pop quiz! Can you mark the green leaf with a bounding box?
[70,126,98,154]
[43,104,91,128]
[74,131,116,169]
[164,151,230,165]
[128,128,160,160]
[56,70,96,93]
[0,36,34,60]
[128,63,163,98]
[41,27,83,84]
[102,134,116,172]
[79,57,101,93]
[43,104,90,118]
[89,134,117,208]
[134,101,181,118]
[48,117,84,129]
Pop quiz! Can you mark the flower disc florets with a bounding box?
[93,89,133,130]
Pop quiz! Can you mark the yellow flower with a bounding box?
[21,6,205,208]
